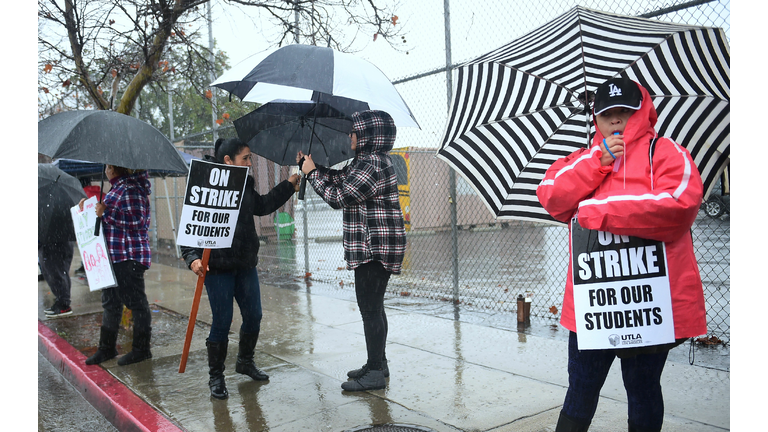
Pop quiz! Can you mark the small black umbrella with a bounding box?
[38,164,87,244]
[234,100,354,168]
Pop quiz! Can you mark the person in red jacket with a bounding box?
[537,77,706,432]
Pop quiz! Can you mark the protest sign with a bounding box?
[176,159,248,249]
[571,217,675,350]
[70,197,117,291]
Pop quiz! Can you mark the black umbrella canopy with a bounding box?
[38,164,87,243]
[234,100,354,167]
[437,6,730,223]
[38,110,188,174]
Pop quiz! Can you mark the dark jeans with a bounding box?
[562,331,668,430]
[38,242,74,307]
[101,260,151,333]
[205,267,262,343]
[354,261,392,370]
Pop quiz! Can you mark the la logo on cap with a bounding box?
[608,83,622,98]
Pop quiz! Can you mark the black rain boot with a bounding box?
[207,339,229,399]
[555,411,591,432]
[85,327,119,365]
[118,328,153,366]
[235,330,269,381]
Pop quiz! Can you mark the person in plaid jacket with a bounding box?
[80,166,154,367]
[298,110,406,392]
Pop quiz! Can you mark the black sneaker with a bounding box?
[347,360,389,379]
[43,301,59,315]
[341,369,386,392]
[46,304,72,318]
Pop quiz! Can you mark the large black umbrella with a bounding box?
[210,43,420,128]
[38,164,87,243]
[38,110,188,174]
[234,100,354,167]
[437,6,730,223]
[212,44,421,199]
[39,110,189,234]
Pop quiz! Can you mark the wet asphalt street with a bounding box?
[38,352,118,432]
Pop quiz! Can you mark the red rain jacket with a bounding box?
[536,81,707,339]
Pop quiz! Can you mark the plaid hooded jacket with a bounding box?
[306,110,407,274]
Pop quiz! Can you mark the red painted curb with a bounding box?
[38,320,184,432]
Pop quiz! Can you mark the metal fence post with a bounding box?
[444,0,460,302]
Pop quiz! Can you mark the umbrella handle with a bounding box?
[94,217,101,237]
[298,176,307,200]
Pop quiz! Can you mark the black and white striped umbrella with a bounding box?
[211,44,419,128]
[437,6,730,223]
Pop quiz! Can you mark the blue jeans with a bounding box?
[562,331,668,430]
[205,267,262,343]
[354,261,392,370]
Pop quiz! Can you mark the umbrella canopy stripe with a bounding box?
[441,148,557,223]
[438,6,730,223]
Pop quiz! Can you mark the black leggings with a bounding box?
[101,260,151,334]
[354,261,392,370]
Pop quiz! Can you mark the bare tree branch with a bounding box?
[38,0,406,118]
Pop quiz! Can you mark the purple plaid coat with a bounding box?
[101,171,152,268]
[306,110,407,274]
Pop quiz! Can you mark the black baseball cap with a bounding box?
[593,77,642,115]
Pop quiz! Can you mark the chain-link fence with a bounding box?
[151,0,730,344]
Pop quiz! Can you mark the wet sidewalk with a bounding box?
[38,256,730,432]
